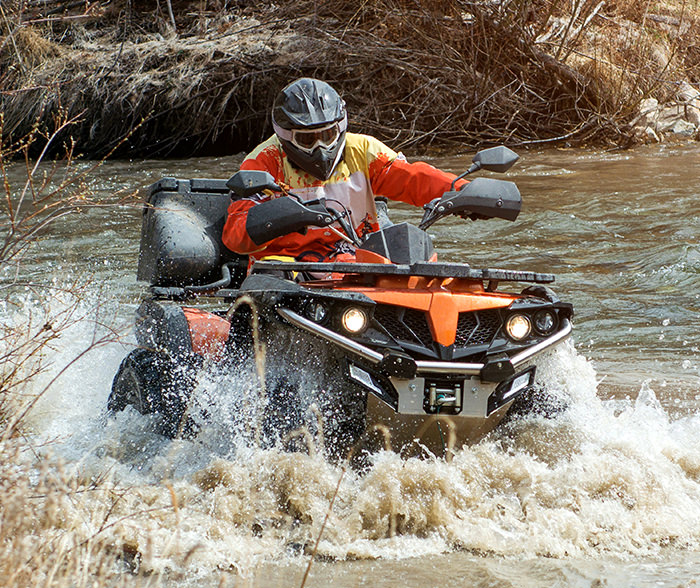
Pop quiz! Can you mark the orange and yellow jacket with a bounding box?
[222,133,464,263]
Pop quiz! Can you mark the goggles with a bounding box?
[273,116,348,154]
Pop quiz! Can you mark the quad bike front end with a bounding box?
[230,259,572,453]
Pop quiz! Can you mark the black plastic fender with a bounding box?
[135,300,194,359]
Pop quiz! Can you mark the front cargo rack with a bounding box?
[250,260,555,283]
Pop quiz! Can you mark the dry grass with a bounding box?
[0,112,173,588]
[0,443,132,588]
[0,435,218,588]
[1,0,698,156]
[0,105,141,429]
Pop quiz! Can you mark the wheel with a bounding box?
[260,377,307,450]
[246,315,369,460]
[316,367,368,461]
[502,384,569,424]
[108,348,196,438]
[260,376,367,461]
[255,344,367,460]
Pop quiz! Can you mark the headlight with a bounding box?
[304,300,329,324]
[341,307,369,334]
[505,314,531,341]
[534,310,557,335]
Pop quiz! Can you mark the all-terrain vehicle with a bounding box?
[109,147,573,457]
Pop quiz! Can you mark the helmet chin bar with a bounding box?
[282,135,346,181]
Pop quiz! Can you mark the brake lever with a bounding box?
[418,196,443,230]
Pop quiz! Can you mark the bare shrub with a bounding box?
[1,1,699,155]
[0,112,167,587]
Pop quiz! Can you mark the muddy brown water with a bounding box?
[3,142,700,586]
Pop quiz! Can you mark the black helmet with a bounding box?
[272,78,347,180]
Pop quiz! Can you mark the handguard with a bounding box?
[245,196,335,246]
[419,177,522,230]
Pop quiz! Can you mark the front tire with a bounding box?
[108,348,195,438]
[258,343,368,460]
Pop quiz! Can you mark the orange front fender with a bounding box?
[182,307,231,359]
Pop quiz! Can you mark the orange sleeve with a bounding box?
[221,198,263,254]
[369,153,466,207]
[221,139,284,254]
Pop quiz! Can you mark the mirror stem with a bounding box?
[450,162,481,191]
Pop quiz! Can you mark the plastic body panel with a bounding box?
[360,222,434,264]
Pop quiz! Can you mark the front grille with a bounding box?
[455,309,502,348]
[373,305,416,342]
[373,305,433,347]
[401,309,434,347]
[373,305,502,349]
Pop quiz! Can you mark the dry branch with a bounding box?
[0,0,699,156]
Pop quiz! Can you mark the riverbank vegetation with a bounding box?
[1,0,699,157]
[0,117,134,587]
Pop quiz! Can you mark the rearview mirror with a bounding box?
[227,170,281,198]
[472,146,519,173]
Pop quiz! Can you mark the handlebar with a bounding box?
[228,146,522,245]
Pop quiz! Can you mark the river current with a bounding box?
[2,142,700,586]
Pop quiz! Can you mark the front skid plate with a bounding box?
[348,362,535,418]
[390,375,495,417]
[365,394,509,453]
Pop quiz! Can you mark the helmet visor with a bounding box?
[273,116,348,154]
[292,123,341,152]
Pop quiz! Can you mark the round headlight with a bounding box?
[304,301,329,324]
[341,307,369,334]
[505,314,531,341]
[534,310,557,335]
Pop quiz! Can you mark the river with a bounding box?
[2,142,700,586]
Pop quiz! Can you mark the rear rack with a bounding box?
[250,260,555,284]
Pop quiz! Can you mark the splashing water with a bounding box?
[5,287,700,587]
[6,144,700,585]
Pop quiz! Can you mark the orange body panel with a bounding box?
[355,249,393,264]
[182,307,231,359]
[305,276,517,347]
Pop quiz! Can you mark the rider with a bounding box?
[222,77,466,264]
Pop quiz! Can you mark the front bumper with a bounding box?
[277,307,571,380]
[277,308,572,417]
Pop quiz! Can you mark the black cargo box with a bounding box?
[137,177,247,287]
